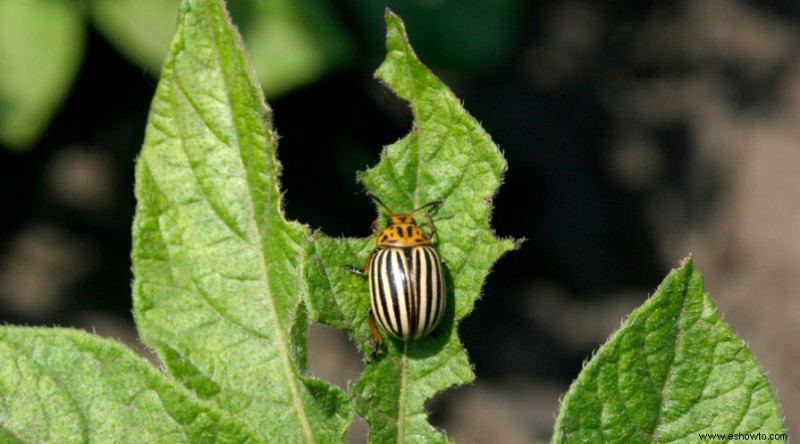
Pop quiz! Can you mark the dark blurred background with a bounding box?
[1,0,797,442]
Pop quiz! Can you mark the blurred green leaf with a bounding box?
[553,258,787,443]
[132,0,351,441]
[0,0,84,150]
[232,0,353,97]
[307,10,518,443]
[91,0,353,97]
[0,327,264,443]
[89,0,181,76]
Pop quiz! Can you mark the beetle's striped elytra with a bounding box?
[347,196,446,347]
[369,244,445,340]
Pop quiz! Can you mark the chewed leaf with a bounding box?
[132,0,350,441]
[553,258,787,443]
[307,9,519,443]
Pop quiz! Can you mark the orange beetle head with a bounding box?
[376,215,430,247]
[369,196,442,248]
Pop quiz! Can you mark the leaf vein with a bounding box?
[200,3,315,440]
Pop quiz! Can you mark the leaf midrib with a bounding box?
[173,3,316,441]
[649,268,692,443]
[397,341,409,444]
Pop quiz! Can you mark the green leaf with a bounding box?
[131,0,351,441]
[553,257,787,443]
[0,0,84,150]
[90,0,353,98]
[89,0,181,76]
[0,327,263,443]
[307,10,518,443]
[230,0,354,98]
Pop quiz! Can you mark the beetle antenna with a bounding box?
[370,195,395,215]
[408,199,444,215]
[370,194,444,216]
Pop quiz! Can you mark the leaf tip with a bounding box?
[384,8,400,25]
[382,8,413,56]
[679,253,694,269]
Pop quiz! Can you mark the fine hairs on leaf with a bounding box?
[305,9,519,443]
[553,257,787,443]
[131,0,351,441]
[0,0,788,443]
[132,2,518,442]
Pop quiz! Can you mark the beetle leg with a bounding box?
[366,307,383,361]
[419,199,443,240]
[344,249,377,275]
[343,264,365,275]
[424,206,443,241]
[367,307,383,346]
[344,249,384,361]
[424,210,436,240]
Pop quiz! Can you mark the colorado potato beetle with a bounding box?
[348,196,446,347]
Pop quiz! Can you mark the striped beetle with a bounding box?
[348,196,446,347]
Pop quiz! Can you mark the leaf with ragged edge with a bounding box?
[307,10,519,443]
[553,257,787,443]
[0,327,264,443]
[131,0,351,442]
